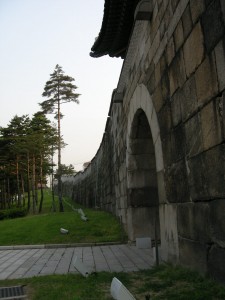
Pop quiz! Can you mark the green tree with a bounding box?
[29,112,58,213]
[39,64,80,212]
[0,115,31,207]
[55,164,76,178]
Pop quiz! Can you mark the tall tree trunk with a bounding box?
[51,146,56,212]
[16,155,21,206]
[2,179,6,209]
[38,153,44,213]
[21,174,25,207]
[57,90,64,212]
[31,154,36,213]
[7,177,11,208]
[27,152,31,211]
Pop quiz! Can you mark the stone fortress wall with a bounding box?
[61,0,225,282]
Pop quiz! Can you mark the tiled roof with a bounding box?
[90,0,141,58]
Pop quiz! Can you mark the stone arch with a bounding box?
[126,84,179,262]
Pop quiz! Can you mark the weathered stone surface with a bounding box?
[127,153,156,171]
[152,83,164,112]
[169,50,186,96]
[215,38,225,92]
[161,71,170,102]
[164,159,190,203]
[128,138,153,155]
[174,20,184,51]
[185,113,203,157]
[127,206,159,240]
[202,0,225,53]
[209,199,225,245]
[177,202,210,242]
[195,53,218,107]
[157,170,167,204]
[200,100,223,150]
[166,36,175,66]
[203,144,225,199]
[183,22,204,77]
[171,124,185,161]
[190,0,205,24]
[171,0,180,12]
[171,89,182,127]
[128,187,159,207]
[179,238,207,274]
[180,75,198,122]
[161,134,173,168]
[182,4,193,40]
[158,103,172,138]
[127,169,157,189]
[208,246,225,282]
[160,203,179,263]
[187,155,209,201]
[188,144,225,201]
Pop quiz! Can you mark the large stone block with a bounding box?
[188,144,225,201]
[180,75,198,122]
[182,4,193,40]
[161,134,173,169]
[157,170,167,204]
[171,90,182,127]
[203,144,225,199]
[215,38,225,92]
[208,245,225,282]
[127,206,159,240]
[209,199,225,245]
[183,22,204,77]
[177,202,210,242]
[128,187,159,207]
[161,71,170,102]
[185,113,203,157]
[158,103,172,138]
[179,238,207,274]
[195,53,219,107]
[200,99,223,150]
[202,0,225,53]
[127,153,156,171]
[171,123,186,162]
[174,19,184,51]
[190,0,205,24]
[127,169,157,189]
[160,203,179,263]
[169,50,186,96]
[186,155,209,201]
[152,83,164,113]
[166,36,175,66]
[164,159,190,203]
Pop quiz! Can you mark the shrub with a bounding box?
[0,207,28,221]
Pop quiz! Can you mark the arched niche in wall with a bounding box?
[126,84,179,263]
[127,107,160,241]
[126,84,164,241]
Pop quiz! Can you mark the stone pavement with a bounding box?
[0,244,155,280]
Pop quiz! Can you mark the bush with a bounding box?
[0,207,28,221]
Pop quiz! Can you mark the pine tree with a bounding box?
[39,64,80,212]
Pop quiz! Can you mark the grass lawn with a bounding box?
[0,264,225,299]
[0,189,124,245]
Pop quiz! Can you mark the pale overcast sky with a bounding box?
[0,0,123,171]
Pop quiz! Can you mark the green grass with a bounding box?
[0,189,124,245]
[0,265,225,299]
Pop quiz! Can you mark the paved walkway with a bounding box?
[0,244,155,280]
